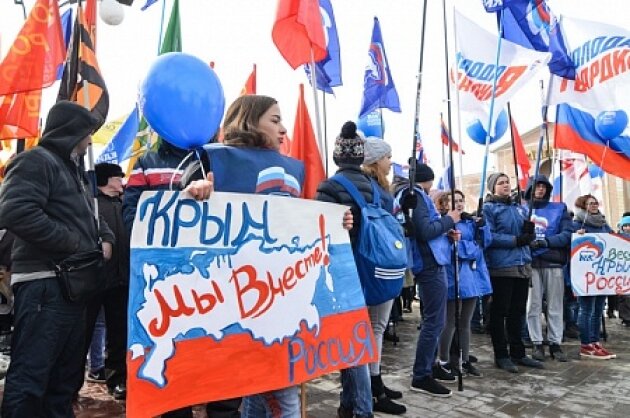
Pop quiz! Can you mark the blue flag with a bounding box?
[358,17,401,118]
[96,108,140,164]
[141,0,159,11]
[482,0,505,12]
[55,8,73,80]
[437,164,453,191]
[494,0,575,79]
[303,0,342,94]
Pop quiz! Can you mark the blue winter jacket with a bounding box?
[445,219,492,300]
[483,195,532,275]
[411,190,455,269]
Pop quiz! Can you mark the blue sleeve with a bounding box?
[412,193,454,242]
[546,205,573,248]
[479,223,493,249]
[483,203,517,249]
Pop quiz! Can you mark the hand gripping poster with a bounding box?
[126,191,376,417]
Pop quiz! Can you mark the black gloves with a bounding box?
[516,233,536,247]
[530,239,549,249]
[401,192,418,211]
[460,212,474,221]
[522,220,535,234]
[403,219,416,237]
[475,217,485,228]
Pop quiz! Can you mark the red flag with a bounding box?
[511,117,531,190]
[85,0,98,49]
[290,84,325,199]
[240,64,257,95]
[0,90,42,140]
[0,0,64,96]
[440,119,464,154]
[272,0,327,69]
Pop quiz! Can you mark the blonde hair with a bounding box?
[362,163,390,190]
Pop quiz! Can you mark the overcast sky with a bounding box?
[1,0,628,174]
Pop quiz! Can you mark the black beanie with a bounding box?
[95,163,124,187]
[414,163,434,183]
[333,121,364,166]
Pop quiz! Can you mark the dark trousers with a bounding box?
[78,286,129,392]
[1,278,85,418]
[162,397,242,418]
[488,276,529,360]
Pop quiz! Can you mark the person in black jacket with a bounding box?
[315,121,374,418]
[76,163,129,400]
[0,101,114,418]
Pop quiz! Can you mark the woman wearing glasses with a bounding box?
[572,194,615,360]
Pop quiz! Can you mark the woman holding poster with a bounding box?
[183,95,353,418]
[573,194,616,360]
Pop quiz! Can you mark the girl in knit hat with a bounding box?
[483,173,543,372]
[316,122,389,418]
[360,138,406,415]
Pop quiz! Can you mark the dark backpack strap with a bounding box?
[330,174,368,208]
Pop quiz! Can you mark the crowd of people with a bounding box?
[0,96,628,418]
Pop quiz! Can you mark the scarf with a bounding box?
[574,209,607,228]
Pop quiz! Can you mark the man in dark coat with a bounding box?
[0,101,114,417]
[76,163,129,400]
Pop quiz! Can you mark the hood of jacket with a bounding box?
[38,101,102,160]
[524,174,553,203]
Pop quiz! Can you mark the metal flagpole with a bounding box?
[442,0,463,391]
[309,49,325,164]
[408,0,429,198]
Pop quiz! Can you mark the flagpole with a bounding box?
[440,113,446,169]
[442,0,463,392]
[529,78,554,219]
[408,0,429,198]
[506,102,522,199]
[309,49,325,165]
[77,0,99,225]
[452,7,464,190]
[157,0,168,53]
[322,90,329,176]
[477,9,505,213]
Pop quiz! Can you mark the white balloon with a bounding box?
[99,0,125,26]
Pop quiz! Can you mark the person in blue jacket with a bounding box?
[435,190,492,378]
[524,175,572,363]
[572,194,616,360]
[483,173,543,373]
[617,215,630,327]
[394,163,461,397]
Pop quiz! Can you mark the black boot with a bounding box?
[371,375,406,415]
[337,405,353,418]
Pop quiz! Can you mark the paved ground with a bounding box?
[1,303,629,417]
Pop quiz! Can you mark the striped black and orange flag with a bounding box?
[57,3,108,124]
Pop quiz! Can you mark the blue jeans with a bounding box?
[340,364,372,417]
[1,278,85,418]
[242,387,300,418]
[88,307,106,372]
[564,286,579,326]
[413,266,447,379]
[578,295,606,345]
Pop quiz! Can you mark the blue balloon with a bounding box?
[594,110,628,140]
[357,110,384,138]
[140,52,225,149]
[466,109,509,145]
